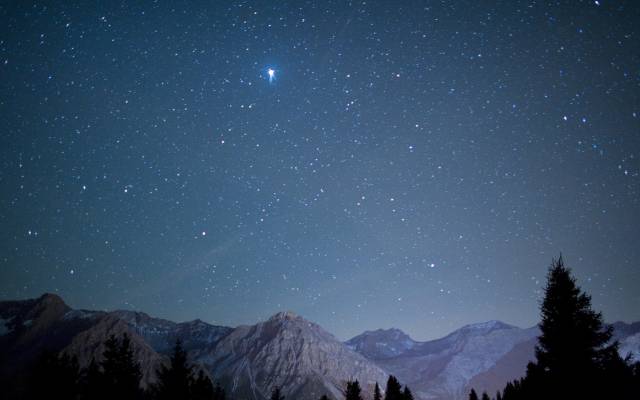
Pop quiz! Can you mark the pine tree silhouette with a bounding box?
[384,375,403,400]
[468,389,479,400]
[480,392,490,400]
[191,369,215,400]
[213,381,226,400]
[345,380,363,400]
[497,256,639,400]
[373,382,382,400]
[28,351,81,399]
[81,358,104,400]
[271,385,285,400]
[402,386,413,400]
[502,379,523,400]
[528,256,622,398]
[100,333,143,400]
[152,339,193,399]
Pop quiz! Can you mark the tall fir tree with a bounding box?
[213,381,226,400]
[28,351,82,399]
[384,375,403,400]
[191,370,215,400]
[81,358,104,400]
[373,382,382,400]
[402,386,413,400]
[345,380,363,400]
[271,385,285,400]
[480,392,490,400]
[468,389,479,400]
[498,256,639,400]
[100,333,143,400]
[152,339,193,400]
[528,256,622,398]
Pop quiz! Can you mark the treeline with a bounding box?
[26,332,414,400]
[342,376,413,400]
[27,331,413,400]
[269,376,413,400]
[468,256,640,400]
[27,335,225,400]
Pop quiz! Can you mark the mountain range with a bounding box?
[1,294,638,400]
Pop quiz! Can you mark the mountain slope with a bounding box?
[194,311,388,400]
[0,296,388,400]
[346,328,417,360]
[612,321,640,361]
[348,320,640,400]
[368,322,539,400]
[2,294,639,400]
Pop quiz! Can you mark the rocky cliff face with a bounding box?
[62,313,167,387]
[108,310,232,353]
[0,293,89,369]
[193,311,388,400]
[347,320,640,400]
[346,328,417,360]
[0,294,100,398]
[355,322,539,400]
[612,321,640,361]
[0,296,387,400]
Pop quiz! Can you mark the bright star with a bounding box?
[267,68,275,83]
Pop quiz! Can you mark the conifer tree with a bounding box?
[100,333,143,400]
[153,339,193,400]
[373,382,382,400]
[81,358,104,400]
[213,381,226,400]
[28,351,81,399]
[191,370,215,400]
[527,256,621,398]
[384,376,402,400]
[468,389,479,400]
[497,256,639,400]
[271,385,285,400]
[345,380,363,400]
[402,386,413,400]
[480,392,490,400]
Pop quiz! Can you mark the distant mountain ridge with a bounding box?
[347,321,540,400]
[0,295,385,400]
[345,328,417,359]
[346,320,640,400]
[1,294,639,400]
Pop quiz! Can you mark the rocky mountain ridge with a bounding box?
[1,294,639,400]
[0,295,385,400]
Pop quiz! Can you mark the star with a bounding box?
[267,68,275,83]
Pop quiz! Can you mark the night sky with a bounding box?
[1,1,639,341]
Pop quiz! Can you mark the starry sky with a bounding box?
[1,1,639,341]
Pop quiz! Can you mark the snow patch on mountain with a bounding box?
[345,328,417,359]
[63,309,101,320]
[619,332,640,360]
